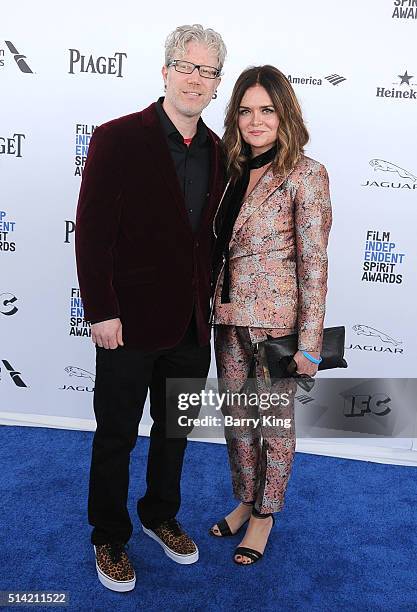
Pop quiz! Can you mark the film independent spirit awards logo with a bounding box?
[0,41,33,72]
[73,123,97,177]
[69,288,91,337]
[376,69,417,100]
[361,230,405,285]
[346,325,404,355]
[59,366,95,392]
[0,210,17,253]
[392,0,417,19]
[65,123,98,238]
[361,159,417,190]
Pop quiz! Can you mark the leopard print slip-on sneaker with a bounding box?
[94,543,136,592]
[142,518,199,564]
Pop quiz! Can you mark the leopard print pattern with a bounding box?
[153,522,197,555]
[95,544,135,582]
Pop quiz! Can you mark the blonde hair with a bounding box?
[165,24,227,70]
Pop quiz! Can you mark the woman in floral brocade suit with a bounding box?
[209,65,332,565]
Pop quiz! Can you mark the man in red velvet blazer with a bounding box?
[75,24,226,592]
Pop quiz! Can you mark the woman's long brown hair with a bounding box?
[223,65,309,181]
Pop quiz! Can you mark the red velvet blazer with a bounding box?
[75,102,224,351]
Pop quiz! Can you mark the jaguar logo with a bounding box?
[352,325,402,346]
[64,366,95,382]
[369,159,416,182]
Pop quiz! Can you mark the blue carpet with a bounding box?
[0,425,416,612]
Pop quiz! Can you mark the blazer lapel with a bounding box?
[197,129,222,233]
[230,166,293,244]
[141,103,191,230]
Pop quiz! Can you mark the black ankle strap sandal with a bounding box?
[209,516,250,537]
[233,515,275,565]
[233,546,264,564]
[209,502,254,538]
[251,509,273,519]
[209,517,233,537]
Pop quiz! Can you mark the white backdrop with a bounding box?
[1,0,416,463]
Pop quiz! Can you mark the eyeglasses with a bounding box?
[167,59,221,79]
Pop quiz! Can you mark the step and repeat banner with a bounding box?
[1,1,416,453]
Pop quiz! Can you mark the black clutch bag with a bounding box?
[262,326,348,381]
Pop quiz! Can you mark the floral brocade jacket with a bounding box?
[212,155,332,353]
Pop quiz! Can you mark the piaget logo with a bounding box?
[0,133,25,157]
[68,49,127,77]
[64,220,75,244]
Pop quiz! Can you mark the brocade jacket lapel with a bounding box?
[230,166,293,245]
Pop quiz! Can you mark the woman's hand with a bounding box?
[293,350,320,377]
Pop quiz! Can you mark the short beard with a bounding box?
[166,92,209,118]
[180,105,205,117]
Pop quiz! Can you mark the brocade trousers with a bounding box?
[214,324,296,515]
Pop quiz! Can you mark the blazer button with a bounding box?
[195,241,200,248]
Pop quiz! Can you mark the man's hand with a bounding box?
[91,318,123,349]
[293,350,319,377]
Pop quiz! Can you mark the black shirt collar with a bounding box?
[155,97,208,145]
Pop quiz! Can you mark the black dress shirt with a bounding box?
[155,97,210,233]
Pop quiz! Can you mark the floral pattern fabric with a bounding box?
[215,325,297,515]
[213,155,332,352]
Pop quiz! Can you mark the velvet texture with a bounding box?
[75,103,224,350]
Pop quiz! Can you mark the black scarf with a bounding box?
[213,145,277,303]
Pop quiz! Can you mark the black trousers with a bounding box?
[88,318,211,545]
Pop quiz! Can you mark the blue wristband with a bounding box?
[302,351,322,365]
